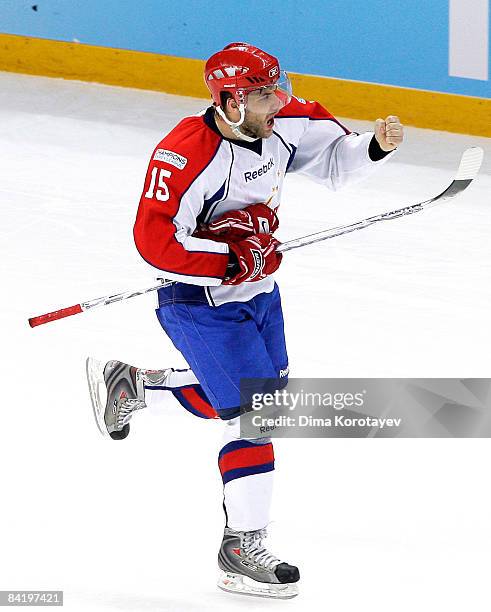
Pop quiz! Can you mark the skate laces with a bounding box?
[116,368,169,428]
[242,529,281,571]
[117,398,146,427]
[116,369,147,427]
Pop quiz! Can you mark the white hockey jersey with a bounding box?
[133,96,395,306]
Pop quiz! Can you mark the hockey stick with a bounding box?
[279,146,484,252]
[28,146,483,328]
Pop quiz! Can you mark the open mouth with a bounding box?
[266,116,275,128]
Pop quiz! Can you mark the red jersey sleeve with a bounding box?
[133,117,229,285]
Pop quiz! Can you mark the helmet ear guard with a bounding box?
[215,103,255,142]
[215,90,248,137]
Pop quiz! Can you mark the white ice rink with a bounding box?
[1,71,491,611]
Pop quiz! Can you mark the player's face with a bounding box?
[240,86,283,139]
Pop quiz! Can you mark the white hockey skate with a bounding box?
[86,358,174,439]
[86,358,141,439]
[217,527,299,599]
[86,357,154,439]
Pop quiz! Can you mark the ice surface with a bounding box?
[1,71,490,611]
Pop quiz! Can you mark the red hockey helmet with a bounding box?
[204,42,292,108]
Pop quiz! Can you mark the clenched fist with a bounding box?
[374,115,404,152]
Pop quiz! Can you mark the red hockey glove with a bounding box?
[223,234,282,285]
[199,203,279,242]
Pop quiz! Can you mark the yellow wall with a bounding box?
[1,33,489,137]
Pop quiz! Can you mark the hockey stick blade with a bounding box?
[28,147,483,327]
[422,145,484,205]
[277,146,484,253]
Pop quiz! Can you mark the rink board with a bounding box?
[0,32,489,137]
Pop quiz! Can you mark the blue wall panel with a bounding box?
[1,0,489,97]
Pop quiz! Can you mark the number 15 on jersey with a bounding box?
[145,167,172,201]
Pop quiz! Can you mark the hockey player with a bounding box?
[86,42,403,598]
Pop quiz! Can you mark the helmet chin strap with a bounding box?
[215,104,259,143]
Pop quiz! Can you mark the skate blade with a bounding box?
[217,571,299,599]
[85,357,110,439]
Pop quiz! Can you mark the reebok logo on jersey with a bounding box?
[244,158,274,183]
[153,149,188,170]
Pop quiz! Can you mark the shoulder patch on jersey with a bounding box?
[154,115,221,171]
[153,148,188,169]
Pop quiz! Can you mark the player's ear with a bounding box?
[219,92,237,117]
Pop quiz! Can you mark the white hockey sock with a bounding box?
[143,368,218,419]
[219,417,274,532]
[143,368,198,410]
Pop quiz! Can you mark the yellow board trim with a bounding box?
[0,33,489,137]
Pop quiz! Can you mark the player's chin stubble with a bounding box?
[242,114,271,139]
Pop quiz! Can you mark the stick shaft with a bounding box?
[28,280,174,327]
[277,202,425,253]
[28,147,483,327]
